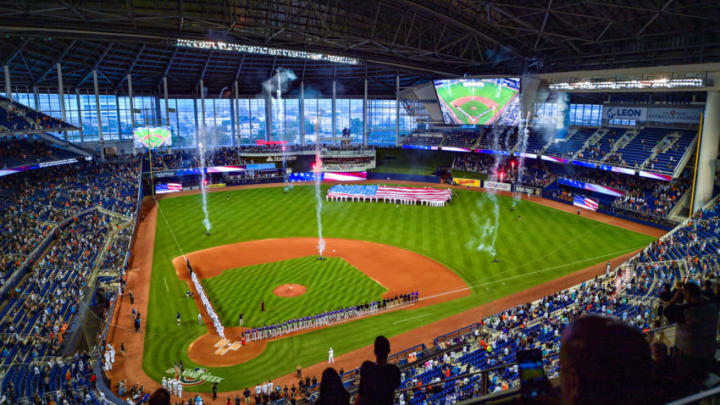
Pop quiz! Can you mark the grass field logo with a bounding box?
[165,366,223,386]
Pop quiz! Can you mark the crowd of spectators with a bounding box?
[612,175,690,217]
[0,138,77,168]
[0,151,140,404]
[451,154,554,188]
[442,131,478,148]
[0,96,74,135]
[401,135,442,147]
[150,144,374,171]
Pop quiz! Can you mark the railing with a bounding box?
[433,323,481,346]
[674,135,698,179]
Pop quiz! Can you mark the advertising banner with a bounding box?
[647,107,702,124]
[0,157,79,178]
[455,178,482,187]
[602,106,647,121]
[483,180,512,191]
[515,185,542,196]
[558,177,625,197]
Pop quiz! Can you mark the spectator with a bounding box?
[316,368,349,405]
[663,282,719,376]
[148,388,171,405]
[559,314,654,405]
[357,336,401,405]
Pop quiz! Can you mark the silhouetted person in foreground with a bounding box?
[356,336,401,405]
[316,368,349,405]
[148,388,170,405]
[664,282,719,387]
[560,314,655,405]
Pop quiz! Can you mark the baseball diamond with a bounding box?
[100,182,659,397]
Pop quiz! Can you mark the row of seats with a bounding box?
[0,95,75,135]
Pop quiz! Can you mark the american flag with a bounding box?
[328,185,451,203]
[156,182,183,194]
[573,195,599,211]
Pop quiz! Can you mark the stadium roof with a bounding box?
[1,0,719,96]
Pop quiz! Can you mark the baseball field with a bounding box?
[108,183,659,396]
[435,79,518,125]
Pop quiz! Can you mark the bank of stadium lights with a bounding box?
[175,39,360,65]
[549,77,706,91]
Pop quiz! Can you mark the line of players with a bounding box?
[244,292,420,343]
[161,376,183,399]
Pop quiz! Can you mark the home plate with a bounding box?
[229,342,243,351]
[214,338,229,348]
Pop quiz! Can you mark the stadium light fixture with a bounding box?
[176,39,360,65]
[549,77,706,91]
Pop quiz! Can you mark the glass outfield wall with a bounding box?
[5,89,417,147]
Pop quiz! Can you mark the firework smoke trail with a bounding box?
[512,111,532,208]
[313,147,326,256]
[466,127,502,256]
[198,137,211,233]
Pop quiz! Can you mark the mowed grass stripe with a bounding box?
[201,257,387,326]
[143,186,655,391]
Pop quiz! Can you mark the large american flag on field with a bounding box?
[328,185,451,202]
[155,182,183,194]
[573,195,599,211]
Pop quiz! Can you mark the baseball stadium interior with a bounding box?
[1,1,720,404]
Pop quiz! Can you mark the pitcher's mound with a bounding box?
[273,284,307,297]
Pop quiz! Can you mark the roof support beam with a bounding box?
[391,0,521,59]
[19,52,35,83]
[34,40,76,85]
[198,50,213,85]
[0,39,29,67]
[156,46,179,88]
[115,43,146,91]
[637,0,674,37]
[534,0,553,50]
[77,43,114,87]
[234,54,246,82]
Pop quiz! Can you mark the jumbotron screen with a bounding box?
[133,127,173,149]
[434,78,520,126]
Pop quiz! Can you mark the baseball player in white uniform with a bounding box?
[162,377,167,390]
[328,347,334,363]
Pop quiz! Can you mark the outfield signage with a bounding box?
[515,185,541,196]
[483,180,511,192]
[455,178,482,187]
[602,106,647,121]
[647,107,702,124]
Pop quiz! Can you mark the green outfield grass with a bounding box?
[144,185,655,391]
[202,256,387,326]
[436,81,517,125]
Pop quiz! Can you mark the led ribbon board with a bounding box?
[176,39,360,65]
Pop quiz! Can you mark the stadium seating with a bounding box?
[544,128,596,158]
[0,157,139,404]
[0,138,79,168]
[0,96,75,135]
[442,131,479,148]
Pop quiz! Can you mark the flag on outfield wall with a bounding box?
[155,183,183,194]
[573,195,599,211]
